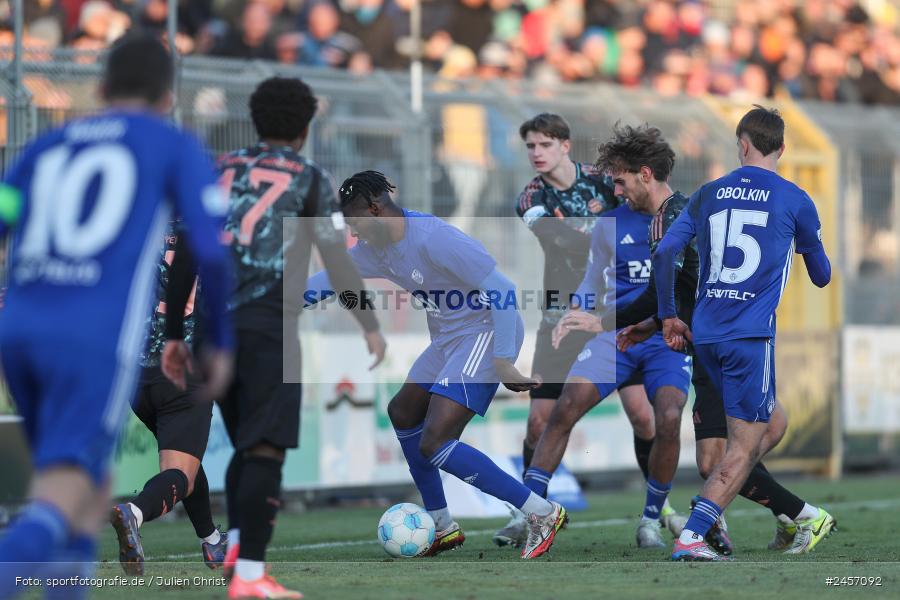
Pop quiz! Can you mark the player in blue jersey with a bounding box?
[0,35,233,597]
[654,106,836,561]
[545,202,691,549]
[605,123,832,557]
[522,139,693,550]
[305,171,569,560]
[496,114,677,548]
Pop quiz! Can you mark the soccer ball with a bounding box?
[377,503,435,558]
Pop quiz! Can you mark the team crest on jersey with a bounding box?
[577,348,592,362]
[411,269,424,285]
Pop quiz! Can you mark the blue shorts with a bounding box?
[568,331,693,401]
[409,328,519,416]
[0,328,138,485]
[694,338,775,423]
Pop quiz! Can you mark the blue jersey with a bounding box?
[0,111,233,350]
[575,204,653,311]
[346,210,497,339]
[656,165,825,343]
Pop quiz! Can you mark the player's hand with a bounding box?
[662,317,692,351]
[493,358,542,393]
[551,316,571,349]
[556,310,604,337]
[161,340,194,391]
[197,347,234,401]
[616,317,658,352]
[365,329,387,370]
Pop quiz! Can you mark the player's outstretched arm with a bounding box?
[802,248,831,288]
[556,221,611,347]
[795,193,831,288]
[652,211,695,323]
[317,240,386,369]
[162,231,198,391]
[170,134,234,357]
[604,271,660,331]
[316,240,380,331]
[479,268,540,392]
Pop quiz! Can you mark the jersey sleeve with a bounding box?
[515,177,548,223]
[169,131,234,350]
[0,143,35,237]
[426,224,496,289]
[794,192,825,255]
[302,242,383,306]
[653,199,697,320]
[302,166,346,246]
[573,217,611,311]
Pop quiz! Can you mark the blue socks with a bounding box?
[683,496,723,539]
[0,501,69,599]
[523,467,552,498]
[395,426,448,512]
[642,478,672,520]
[429,440,530,509]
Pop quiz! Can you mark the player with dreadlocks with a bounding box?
[163,77,387,599]
[304,170,570,560]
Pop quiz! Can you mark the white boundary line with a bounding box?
[150,497,900,561]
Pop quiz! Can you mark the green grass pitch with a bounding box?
[20,475,900,599]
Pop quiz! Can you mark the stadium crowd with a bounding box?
[2,0,900,104]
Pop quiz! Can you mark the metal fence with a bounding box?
[798,100,900,326]
[2,52,899,329]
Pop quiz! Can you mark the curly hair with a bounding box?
[595,123,675,182]
[249,77,318,141]
[339,170,396,208]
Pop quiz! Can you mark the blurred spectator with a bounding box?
[447,0,493,55]
[24,0,66,40]
[211,1,278,60]
[1,0,898,105]
[67,0,129,61]
[339,0,402,69]
[295,1,365,69]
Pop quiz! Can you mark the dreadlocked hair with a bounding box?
[339,171,396,208]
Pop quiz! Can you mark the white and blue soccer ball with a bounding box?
[377,503,435,558]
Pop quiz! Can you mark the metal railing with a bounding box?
[2,52,898,328]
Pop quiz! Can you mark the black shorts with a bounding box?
[219,327,302,451]
[133,366,212,460]
[529,321,594,400]
[691,359,727,440]
[618,370,644,390]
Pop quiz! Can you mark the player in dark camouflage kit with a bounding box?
[140,225,197,366]
[496,113,663,547]
[111,222,227,576]
[163,77,384,598]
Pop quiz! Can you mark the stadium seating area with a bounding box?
[3,0,900,104]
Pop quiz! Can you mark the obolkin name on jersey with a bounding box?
[715,186,770,202]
